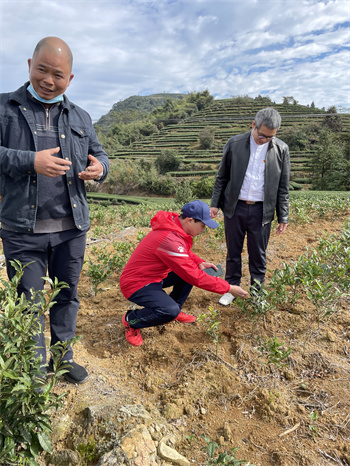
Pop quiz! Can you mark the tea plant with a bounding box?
[85,241,134,295]
[289,193,350,223]
[266,220,349,325]
[0,260,76,466]
[293,227,348,324]
[198,306,222,356]
[236,284,276,335]
[137,230,147,242]
[201,434,253,465]
[268,263,302,308]
[289,199,313,224]
[258,336,292,367]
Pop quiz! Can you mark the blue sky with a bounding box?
[0,0,349,122]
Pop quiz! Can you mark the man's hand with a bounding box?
[78,154,103,181]
[276,223,288,234]
[229,285,248,298]
[210,207,219,218]
[198,262,217,271]
[34,147,71,177]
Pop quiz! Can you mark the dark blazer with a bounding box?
[211,131,290,225]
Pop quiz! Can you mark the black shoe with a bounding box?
[48,359,89,384]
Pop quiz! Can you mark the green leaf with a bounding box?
[207,440,219,458]
[37,431,53,453]
[2,370,18,379]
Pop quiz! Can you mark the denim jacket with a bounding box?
[211,132,290,225]
[0,83,109,233]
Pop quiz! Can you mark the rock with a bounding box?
[84,401,120,425]
[326,330,336,342]
[46,449,81,465]
[120,425,157,465]
[85,401,151,427]
[50,414,72,444]
[222,421,232,441]
[96,449,127,465]
[119,404,152,421]
[284,369,295,381]
[158,441,190,466]
[162,402,184,420]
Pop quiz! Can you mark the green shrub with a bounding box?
[198,126,216,150]
[155,150,180,174]
[151,176,177,195]
[290,181,303,190]
[0,260,76,465]
[174,180,195,206]
[191,176,215,198]
[105,159,161,195]
[292,178,311,184]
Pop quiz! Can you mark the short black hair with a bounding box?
[179,214,202,222]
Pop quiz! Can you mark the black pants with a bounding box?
[224,201,271,287]
[126,271,193,329]
[0,228,86,364]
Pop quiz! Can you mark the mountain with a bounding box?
[95,93,186,131]
[107,96,350,189]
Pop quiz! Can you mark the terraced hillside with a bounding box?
[107,99,350,189]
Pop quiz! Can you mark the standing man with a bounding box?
[0,37,109,383]
[120,200,248,346]
[210,107,290,306]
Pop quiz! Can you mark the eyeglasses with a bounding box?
[255,128,275,141]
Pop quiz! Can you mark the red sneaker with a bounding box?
[122,314,143,346]
[175,311,196,323]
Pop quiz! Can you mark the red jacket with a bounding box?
[120,211,230,299]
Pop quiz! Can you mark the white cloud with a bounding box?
[0,0,349,121]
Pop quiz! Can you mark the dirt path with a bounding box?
[41,216,350,465]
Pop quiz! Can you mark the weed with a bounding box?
[201,434,253,465]
[85,241,134,295]
[198,306,222,356]
[77,438,99,463]
[258,336,292,367]
[184,432,197,447]
[308,411,319,437]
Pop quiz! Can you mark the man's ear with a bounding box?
[66,73,74,88]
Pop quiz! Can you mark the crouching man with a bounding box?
[119,200,248,346]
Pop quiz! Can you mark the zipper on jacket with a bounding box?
[45,107,50,131]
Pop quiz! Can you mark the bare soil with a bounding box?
[36,217,350,464]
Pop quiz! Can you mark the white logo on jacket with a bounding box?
[178,246,185,253]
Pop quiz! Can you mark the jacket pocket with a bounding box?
[71,125,90,168]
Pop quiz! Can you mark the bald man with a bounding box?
[0,37,109,384]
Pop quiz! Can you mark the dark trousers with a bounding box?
[126,271,193,329]
[224,201,271,287]
[0,228,86,364]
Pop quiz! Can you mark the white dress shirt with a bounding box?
[238,133,268,202]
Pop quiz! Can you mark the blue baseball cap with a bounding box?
[181,200,219,229]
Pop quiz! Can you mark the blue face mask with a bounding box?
[27,83,64,104]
